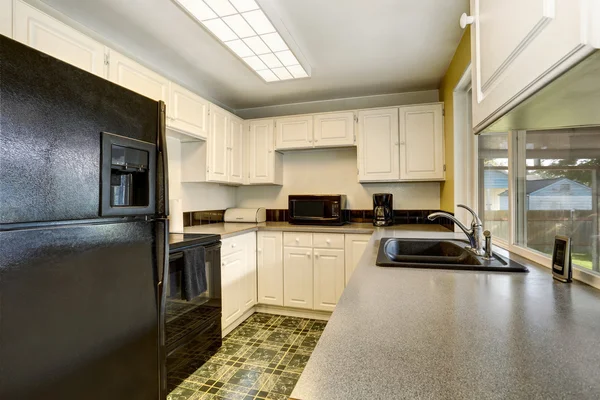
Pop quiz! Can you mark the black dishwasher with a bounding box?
[163,233,222,391]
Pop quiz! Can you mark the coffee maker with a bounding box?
[373,193,393,226]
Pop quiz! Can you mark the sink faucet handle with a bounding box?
[457,204,482,226]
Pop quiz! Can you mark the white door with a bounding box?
[13,0,106,77]
[207,105,229,183]
[108,50,168,102]
[313,248,345,312]
[357,108,400,182]
[241,233,257,311]
[221,250,243,328]
[257,232,284,306]
[283,247,313,310]
[248,120,275,184]
[229,117,244,184]
[399,104,444,181]
[275,116,313,150]
[470,0,596,131]
[168,82,209,139]
[314,112,355,148]
[344,234,371,285]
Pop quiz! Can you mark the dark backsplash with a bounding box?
[183,209,455,231]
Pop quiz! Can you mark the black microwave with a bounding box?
[288,195,346,225]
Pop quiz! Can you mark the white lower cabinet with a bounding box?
[313,248,345,312]
[241,233,257,310]
[283,247,314,310]
[257,232,284,306]
[344,234,371,285]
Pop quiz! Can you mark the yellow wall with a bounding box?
[439,27,471,212]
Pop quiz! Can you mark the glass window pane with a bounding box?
[478,133,509,241]
[515,128,600,272]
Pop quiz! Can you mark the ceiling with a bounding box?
[38,0,468,110]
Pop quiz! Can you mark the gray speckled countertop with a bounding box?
[291,227,600,400]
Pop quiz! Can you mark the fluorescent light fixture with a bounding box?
[174,0,309,82]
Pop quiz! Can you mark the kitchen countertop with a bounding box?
[291,227,600,400]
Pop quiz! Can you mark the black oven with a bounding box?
[288,195,347,225]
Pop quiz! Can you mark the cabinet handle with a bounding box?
[222,262,225,267]
[232,243,236,248]
[459,13,475,29]
[315,253,320,258]
[295,237,300,242]
[400,141,405,145]
[306,252,311,257]
[326,239,331,244]
[258,248,262,253]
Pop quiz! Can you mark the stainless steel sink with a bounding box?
[376,238,528,272]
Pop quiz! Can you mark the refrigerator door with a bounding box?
[0,221,160,400]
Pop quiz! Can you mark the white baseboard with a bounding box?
[255,304,331,321]
[222,308,256,337]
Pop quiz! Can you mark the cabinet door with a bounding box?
[314,112,355,148]
[168,82,209,139]
[471,0,595,131]
[344,234,371,285]
[0,0,12,38]
[357,108,400,182]
[313,248,345,312]
[283,247,313,310]
[257,232,284,306]
[248,120,275,184]
[13,0,106,77]
[229,117,244,185]
[241,232,257,311]
[108,50,168,101]
[399,104,444,181]
[275,116,313,150]
[207,105,229,183]
[221,250,243,328]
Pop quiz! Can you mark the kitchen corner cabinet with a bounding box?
[357,108,400,182]
[399,104,444,181]
[246,120,283,185]
[257,231,284,306]
[470,0,599,132]
[167,82,209,140]
[344,234,371,285]
[313,112,355,147]
[108,50,168,102]
[275,115,314,150]
[13,0,107,77]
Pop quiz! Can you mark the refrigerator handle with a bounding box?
[157,101,169,217]
[156,217,169,399]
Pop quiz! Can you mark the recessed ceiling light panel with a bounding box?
[174,0,309,82]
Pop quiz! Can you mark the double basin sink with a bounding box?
[376,238,528,272]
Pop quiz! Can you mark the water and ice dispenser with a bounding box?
[100,132,156,216]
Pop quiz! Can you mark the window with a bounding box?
[478,133,509,241]
[515,128,600,272]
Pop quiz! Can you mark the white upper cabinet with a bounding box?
[13,0,106,77]
[314,112,356,147]
[357,108,400,182]
[275,115,314,150]
[399,103,444,181]
[108,50,168,102]
[257,231,284,306]
[229,116,244,185]
[247,120,283,185]
[167,82,209,140]
[1,0,13,38]
[470,0,599,132]
[207,104,229,183]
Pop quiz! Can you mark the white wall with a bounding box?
[236,148,440,209]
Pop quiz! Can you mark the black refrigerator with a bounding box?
[0,36,168,399]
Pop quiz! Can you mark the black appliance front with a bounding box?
[288,195,346,225]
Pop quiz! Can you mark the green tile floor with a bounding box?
[167,313,327,400]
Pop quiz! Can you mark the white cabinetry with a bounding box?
[1,0,12,37]
[313,235,345,312]
[344,234,371,285]
[167,82,209,140]
[283,247,314,310]
[108,50,168,102]
[257,231,284,306]
[207,104,229,182]
[314,112,355,147]
[399,104,444,181]
[240,232,257,311]
[275,116,314,150]
[357,108,400,182]
[13,0,106,77]
[229,116,244,185]
[470,0,599,132]
[246,120,283,185]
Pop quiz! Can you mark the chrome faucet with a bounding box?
[428,204,486,256]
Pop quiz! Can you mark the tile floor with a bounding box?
[167,313,327,400]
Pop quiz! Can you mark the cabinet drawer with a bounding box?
[283,232,313,247]
[312,233,344,249]
[221,236,242,256]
